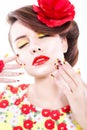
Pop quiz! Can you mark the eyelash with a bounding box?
[18,42,29,49]
[39,34,51,38]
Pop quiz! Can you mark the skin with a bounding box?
[0,20,87,129]
[0,56,21,83]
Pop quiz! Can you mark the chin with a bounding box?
[28,66,55,78]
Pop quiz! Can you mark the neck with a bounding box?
[28,74,68,109]
[33,74,59,100]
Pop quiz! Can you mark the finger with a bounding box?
[3,55,17,63]
[58,65,76,92]
[61,62,83,87]
[51,71,73,101]
[0,71,24,77]
[0,78,20,83]
[52,70,71,92]
[4,64,21,70]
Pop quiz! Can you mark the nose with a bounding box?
[32,48,41,53]
[30,47,42,54]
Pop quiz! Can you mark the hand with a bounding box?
[53,60,87,129]
[0,55,23,83]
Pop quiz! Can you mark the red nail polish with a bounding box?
[56,65,59,69]
[16,54,19,57]
[58,60,62,65]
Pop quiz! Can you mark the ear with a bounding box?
[61,38,68,53]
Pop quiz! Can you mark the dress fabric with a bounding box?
[0,84,82,130]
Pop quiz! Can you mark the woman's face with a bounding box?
[10,21,67,77]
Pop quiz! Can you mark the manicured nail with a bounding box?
[62,58,66,64]
[4,53,9,58]
[56,58,62,65]
[19,72,24,75]
[55,65,59,69]
[16,54,19,57]
[51,74,55,78]
[21,64,26,68]
[17,80,20,82]
[54,63,57,66]
[76,68,80,74]
[58,60,62,65]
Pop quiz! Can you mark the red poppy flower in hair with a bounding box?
[0,60,4,73]
[33,0,75,27]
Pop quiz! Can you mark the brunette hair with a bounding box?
[7,5,79,66]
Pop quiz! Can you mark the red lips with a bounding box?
[32,55,50,66]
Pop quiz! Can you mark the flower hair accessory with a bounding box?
[0,60,4,73]
[33,0,75,27]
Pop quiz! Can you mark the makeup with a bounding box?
[50,73,55,78]
[16,38,29,49]
[37,33,45,38]
[32,55,50,66]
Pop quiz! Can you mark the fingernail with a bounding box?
[62,58,66,64]
[55,65,59,69]
[17,80,20,82]
[4,53,9,58]
[21,64,26,68]
[76,68,81,74]
[56,58,62,65]
[58,60,62,65]
[54,63,57,66]
[51,74,55,78]
[16,54,19,57]
[19,72,24,75]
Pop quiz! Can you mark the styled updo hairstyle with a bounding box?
[7,5,79,66]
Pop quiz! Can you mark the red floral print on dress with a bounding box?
[0,99,9,108]
[62,105,70,113]
[18,84,29,90]
[13,126,23,130]
[0,60,4,72]
[14,98,21,105]
[7,85,18,94]
[21,94,27,101]
[23,119,33,129]
[21,104,30,114]
[42,109,51,117]
[33,0,75,27]
[29,104,37,112]
[45,119,55,129]
[50,110,61,120]
[0,92,4,100]
[57,122,68,130]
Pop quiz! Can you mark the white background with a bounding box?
[0,0,87,90]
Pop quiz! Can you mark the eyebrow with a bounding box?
[15,35,27,42]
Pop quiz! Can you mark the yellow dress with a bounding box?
[0,84,82,130]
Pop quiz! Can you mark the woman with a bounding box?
[0,0,87,129]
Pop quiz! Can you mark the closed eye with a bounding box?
[39,34,51,38]
[18,42,29,49]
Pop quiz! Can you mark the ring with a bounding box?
[0,60,5,73]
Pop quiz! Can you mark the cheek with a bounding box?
[57,48,64,59]
[51,44,64,60]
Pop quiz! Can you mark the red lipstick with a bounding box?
[32,55,50,66]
